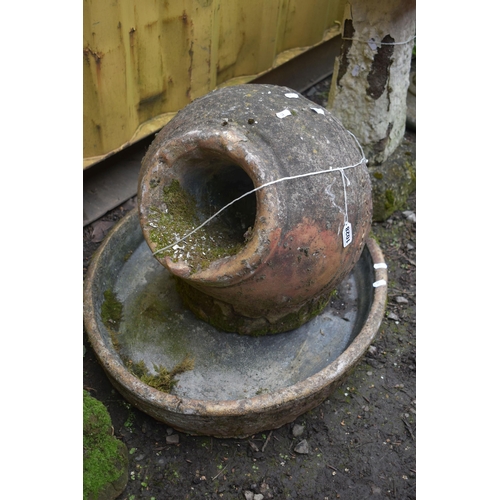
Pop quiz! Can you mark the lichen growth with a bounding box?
[127,355,195,393]
[147,179,244,273]
[83,390,128,499]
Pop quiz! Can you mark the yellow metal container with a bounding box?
[83,0,345,168]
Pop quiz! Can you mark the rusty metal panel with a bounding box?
[83,0,345,168]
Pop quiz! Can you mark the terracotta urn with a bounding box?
[137,84,372,335]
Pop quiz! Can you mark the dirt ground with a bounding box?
[83,80,416,500]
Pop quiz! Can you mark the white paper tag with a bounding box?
[342,222,352,247]
[276,109,292,119]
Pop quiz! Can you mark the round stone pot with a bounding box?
[83,209,388,439]
[138,84,372,335]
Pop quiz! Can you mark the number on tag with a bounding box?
[343,222,352,247]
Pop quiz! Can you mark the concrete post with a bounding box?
[327,0,416,165]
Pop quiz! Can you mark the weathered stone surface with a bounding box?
[328,0,416,165]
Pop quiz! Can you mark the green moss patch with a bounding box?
[127,355,195,393]
[101,289,123,349]
[369,142,416,222]
[101,289,123,329]
[83,390,128,499]
[147,179,244,273]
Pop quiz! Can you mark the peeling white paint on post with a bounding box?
[327,0,416,165]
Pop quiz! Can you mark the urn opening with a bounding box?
[171,150,257,246]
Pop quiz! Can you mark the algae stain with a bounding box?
[134,288,169,322]
[101,289,123,328]
[100,283,196,394]
[101,289,123,349]
[111,278,202,396]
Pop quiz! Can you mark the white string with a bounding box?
[152,130,366,256]
[340,168,351,225]
[341,34,416,46]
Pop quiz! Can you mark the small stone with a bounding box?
[260,482,270,493]
[294,439,310,454]
[166,427,174,436]
[166,434,179,444]
[387,311,400,321]
[402,211,416,223]
[395,296,409,304]
[368,345,377,355]
[248,441,259,452]
[407,243,415,250]
[254,495,264,500]
[244,491,254,500]
[292,424,305,437]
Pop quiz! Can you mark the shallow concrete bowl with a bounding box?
[83,209,387,438]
